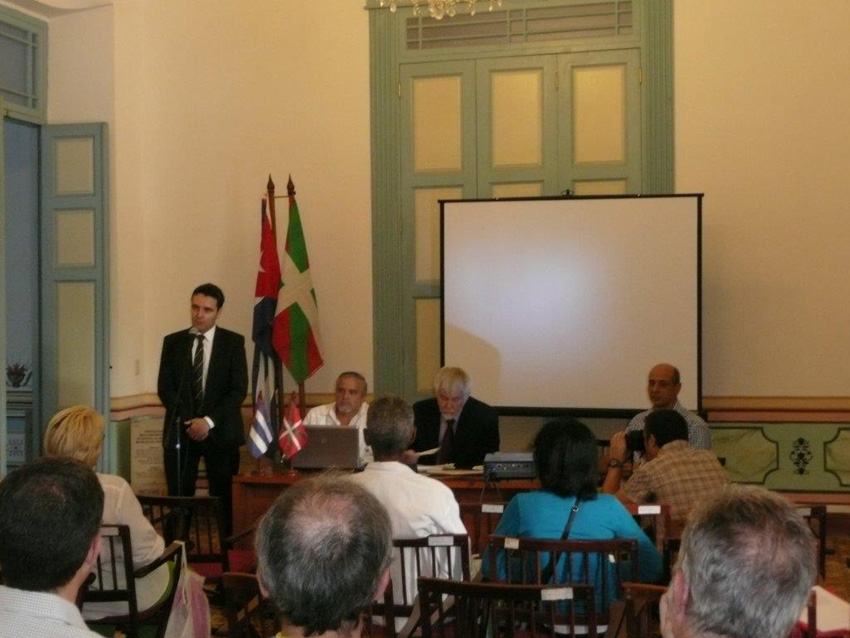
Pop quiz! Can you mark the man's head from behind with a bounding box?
[646,363,681,409]
[256,475,392,636]
[334,371,368,417]
[665,485,816,638]
[643,409,688,460]
[365,395,415,460]
[0,456,104,592]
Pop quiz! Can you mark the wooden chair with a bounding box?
[417,576,599,638]
[620,582,667,638]
[373,534,471,638]
[661,537,680,583]
[221,572,279,638]
[623,503,672,551]
[137,494,256,583]
[796,505,828,578]
[83,524,184,638]
[486,535,640,626]
[459,502,505,555]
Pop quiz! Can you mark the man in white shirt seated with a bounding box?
[0,457,105,638]
[349,395,468,621]
[302,370,371,463]
[625,362,711,451]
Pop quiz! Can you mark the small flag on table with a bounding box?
[279,392,307,458]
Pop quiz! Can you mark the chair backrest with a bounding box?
[459,502,505,555]
[620,582,667,638]
[486,535,639,616]
[138,494,229,573]
[221,572,279,638]
[84,524,183,638]
[662,537,680,583]
[796,505,827,578]
[622,503,673,550]
[375,533,471,637]
[417,577,598,638]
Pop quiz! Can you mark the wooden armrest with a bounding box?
[620,582,667,600]
[225,522,257,548]
[134,542,183,579]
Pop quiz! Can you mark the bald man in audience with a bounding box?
[602,409,728,527]
[661,485,816,638]
[625,363,711,451]
[0,457,105,638]
[255,476,392,638]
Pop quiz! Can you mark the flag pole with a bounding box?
[267,175,286,466]
[288,175,308,414]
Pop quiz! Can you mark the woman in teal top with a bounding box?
[481,418,662,608]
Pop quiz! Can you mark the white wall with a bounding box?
[48,0,373,398]
[675,0,850,397]
[25,0,850,402]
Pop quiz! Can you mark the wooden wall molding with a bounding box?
[108,392,366,421]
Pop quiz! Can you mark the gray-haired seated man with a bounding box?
[0,457,106,638]
[255,475,393,638]
[661,485,817,638]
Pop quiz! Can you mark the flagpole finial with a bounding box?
[287,175,296,197]
[267,175,275,193]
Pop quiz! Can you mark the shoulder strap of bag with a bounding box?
[539,497,581,584]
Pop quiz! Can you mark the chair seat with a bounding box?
[191,549,255,579]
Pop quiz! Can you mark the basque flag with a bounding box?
[272,176,324,383]
[279,392,307,458]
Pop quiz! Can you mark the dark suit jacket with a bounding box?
[157,327,248,451]
[412,396,500,468]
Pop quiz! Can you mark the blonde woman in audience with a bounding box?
[44,405,171,621]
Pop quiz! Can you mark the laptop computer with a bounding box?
[291,425,363,470]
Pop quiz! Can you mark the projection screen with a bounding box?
[441,195,702,415]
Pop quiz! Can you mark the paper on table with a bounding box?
[417,447,440,457]
[418,464,483,476]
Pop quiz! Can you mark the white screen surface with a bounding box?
[442,196,701,412]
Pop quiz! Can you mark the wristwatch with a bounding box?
[608,459,623,469]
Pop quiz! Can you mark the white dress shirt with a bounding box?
[0,585,102,638]
[349,461,468,623]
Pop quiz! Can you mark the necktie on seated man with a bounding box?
[438,419,456,464]
[192,334,205,413]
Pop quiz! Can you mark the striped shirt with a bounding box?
[625,400,712,450]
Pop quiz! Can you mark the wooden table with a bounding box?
[232,470,538,534]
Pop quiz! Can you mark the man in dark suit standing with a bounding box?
[411,366,499,468]
[158,283,248,533]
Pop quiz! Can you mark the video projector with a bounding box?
[483,452,536,480]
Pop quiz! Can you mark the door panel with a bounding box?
[40,123,109,457]
[400,61,476,399]
[477,56,558,198]
[558,49,642,194]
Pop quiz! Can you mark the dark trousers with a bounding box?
[164,439,240,536]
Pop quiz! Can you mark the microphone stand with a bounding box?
[169,338,191,497]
